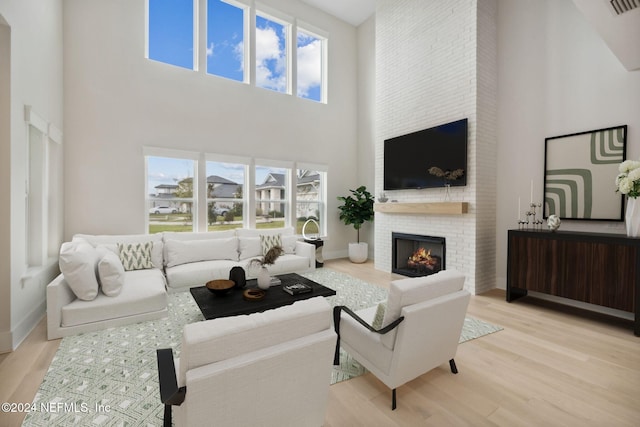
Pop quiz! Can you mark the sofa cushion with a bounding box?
[61,269,167,327]
[118,242,154,271]
[97,251,125,297]
[73,233,163,269]
[238,237,261,260]
[59,241,100,301]
[165,260,240,290]
[164,237,239,268]
[381,269,465,349]
[178,296,330,387]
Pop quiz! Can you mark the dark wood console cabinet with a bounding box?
[507,230,640,336]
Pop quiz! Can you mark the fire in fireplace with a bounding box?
[392,232,445,277]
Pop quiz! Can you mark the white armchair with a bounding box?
[157,296,336,427]
[333,269,470,410]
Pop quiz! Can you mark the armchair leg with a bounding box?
[163,404,172,427]
[449,358,458,374]
[392,388,397,410]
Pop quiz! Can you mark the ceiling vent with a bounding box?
[608,0,639,15]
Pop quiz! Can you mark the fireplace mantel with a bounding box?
[374,202,468,215]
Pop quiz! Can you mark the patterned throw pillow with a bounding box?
[372,301,387,330]
[260,234,282,256]
[117,242,154,271]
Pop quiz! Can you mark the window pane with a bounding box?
[147,156,195,233]
[255,14,287,93]
[297,30,322,102]
[207,0,245,82]
[148,0,194,70]
[256,165,287,228]
[296,169,323,235]
[206,160,245,230]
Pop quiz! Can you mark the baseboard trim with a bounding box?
[12,300,46,350]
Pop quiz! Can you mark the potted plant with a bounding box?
[337,186,375,263]
[248,245,284,289]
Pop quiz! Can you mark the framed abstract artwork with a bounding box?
[543,125,627,221]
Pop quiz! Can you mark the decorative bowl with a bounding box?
[206,279,235,296]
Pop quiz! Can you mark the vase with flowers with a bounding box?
[248,245,284,290]
[615,159,640,237]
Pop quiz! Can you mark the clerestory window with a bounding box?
[147,0,195,70]
[146,0,327,103]
[207,0,246,82]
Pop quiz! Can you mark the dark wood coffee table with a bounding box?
[190,273,336,320]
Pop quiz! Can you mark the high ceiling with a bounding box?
[299,0,375,27]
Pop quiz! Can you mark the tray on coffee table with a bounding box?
[190,273,336,320]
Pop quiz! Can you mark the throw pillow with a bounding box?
[118,242,154,271]
[372,301,387,330]
[260,234,282,256]
[59,241,100,301]
[98,251,125,296]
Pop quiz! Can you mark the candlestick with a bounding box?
[530,180,533,204]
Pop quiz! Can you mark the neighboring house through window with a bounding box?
[145,150,326,235]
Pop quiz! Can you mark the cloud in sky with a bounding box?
[296,34,321,97]
[255,25,286,91]
[207,42,214,57]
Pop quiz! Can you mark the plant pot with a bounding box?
[348,242,368,263]
[257,266,271,290]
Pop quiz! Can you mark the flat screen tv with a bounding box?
[384,118,468,190]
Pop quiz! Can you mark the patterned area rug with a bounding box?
[23,269,501,426]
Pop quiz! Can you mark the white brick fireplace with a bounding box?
[374,0,497,295]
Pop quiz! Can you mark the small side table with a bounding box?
[304,239,324,268]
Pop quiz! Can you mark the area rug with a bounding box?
[23,269,501,426]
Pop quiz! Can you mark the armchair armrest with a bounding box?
[295,240,316,270]
[156,348,186,406]
[157,348,186,427]
[332,306,404,365]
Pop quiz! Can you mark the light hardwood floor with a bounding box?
[1,259,639,426]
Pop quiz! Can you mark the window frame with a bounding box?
[144,147,199,234]
[255,159,292,228]
[295,162,327,237]
[144,149,327,236]
[295,21,328,103]
[205,154,250,230]
[254,6,292,95]
[206,0,249,83]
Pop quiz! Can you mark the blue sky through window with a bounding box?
[297,31,322,101]
[207,0,244,81]
[148,1,323,101]
[255,15,287,93]
[148,0,194,69]
[148,157,278,194]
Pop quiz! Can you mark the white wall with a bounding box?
[0,0,64,353]
[356,14,376,253]
[495,0,640,288]
[63,0,360,259]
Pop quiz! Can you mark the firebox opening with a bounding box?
[392,232,445,277]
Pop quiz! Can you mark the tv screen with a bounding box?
[384,118,468,190]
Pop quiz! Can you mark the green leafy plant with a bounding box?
[337,186,374,243]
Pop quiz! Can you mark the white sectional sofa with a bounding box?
[46,227,315,340]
